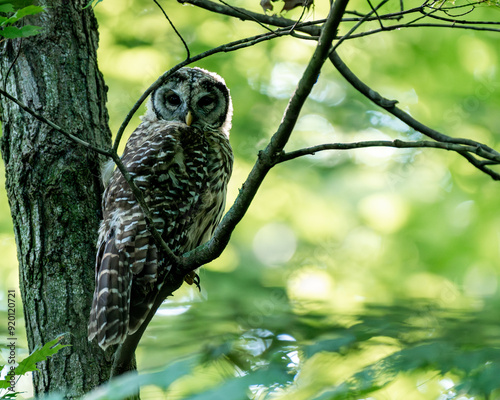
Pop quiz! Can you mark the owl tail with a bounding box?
[88,232,131,351]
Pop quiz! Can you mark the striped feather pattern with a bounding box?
[88,120,232,350]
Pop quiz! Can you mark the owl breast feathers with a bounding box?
[88,68,233,350]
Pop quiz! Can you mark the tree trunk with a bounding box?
[0,0,113,396]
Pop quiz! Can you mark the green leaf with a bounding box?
[13,4,43,18]
[1,15,19,25]
[83,0,103,8]
[0,376,12,389]
[14,334,70,376]
[0,392,19,399]
[0,4,14,12]
[83,357,195,400]
[0,24,41,38]
[184,364,291,400]
[0,26,24,38]
[17,24,42,36]
[303,334,356,358]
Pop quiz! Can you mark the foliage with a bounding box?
[0,335,69,398]
[45,301,500,399]
[0,2,44,39]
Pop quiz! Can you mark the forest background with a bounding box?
[1,0,500,398]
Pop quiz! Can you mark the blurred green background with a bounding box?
[2,0,500,398]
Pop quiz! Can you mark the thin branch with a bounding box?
[153,0,190,59]
[331,0,389,53]
[219,0,276,33]
[328,51,500,180]
[366,0,385,29]
[182,0,500,43]
[0,88,112,157]
[178,0,324,36]
[345,22,500,40]
[277,139,500,164]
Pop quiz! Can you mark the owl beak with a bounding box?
[185,111,194,126]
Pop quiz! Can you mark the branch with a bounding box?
[180,0,500,180]
[178,0,323,36]
[328,51,500,180]
[277,139,498,163]
[0,88,112,157]
[153,0,190,60]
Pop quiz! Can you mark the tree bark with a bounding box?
[0,0,113,396]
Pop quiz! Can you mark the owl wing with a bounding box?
[89,123,204,349]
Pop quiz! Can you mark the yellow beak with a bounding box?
[185,111,193,126]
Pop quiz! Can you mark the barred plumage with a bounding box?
[88,68,233,350]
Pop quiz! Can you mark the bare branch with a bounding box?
[277,139,500,164]
[0,88,112,157]
[332,0,389,53]
[153,0,190,60]
[178,0,321,34]
[328,51,500,180]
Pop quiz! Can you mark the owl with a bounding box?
[88,67,233,350]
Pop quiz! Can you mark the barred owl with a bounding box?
[88,67,233,350]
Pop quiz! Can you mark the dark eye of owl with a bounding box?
[166,93,181,106]
[198,95,216,108]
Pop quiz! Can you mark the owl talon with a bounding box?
[193,274,201,292]
[184,271,201,291]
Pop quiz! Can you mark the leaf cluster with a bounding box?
[0,1,43,40]
[44,300,500,399]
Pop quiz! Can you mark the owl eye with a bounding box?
[198,95,216,108]
[166,93,181,106]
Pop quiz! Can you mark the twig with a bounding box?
[219,0,276,33]
[343,22,500,40]
[366,0,385,29]
[331,0,389,53]
[422,7,500,24]
[0,87,112,157]
[277,139,500,164]
[178,0,323,36]
[153,0,190,59]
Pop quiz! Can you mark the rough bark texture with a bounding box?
[0,0,113,396]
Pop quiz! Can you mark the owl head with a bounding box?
[144,67,233,136]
